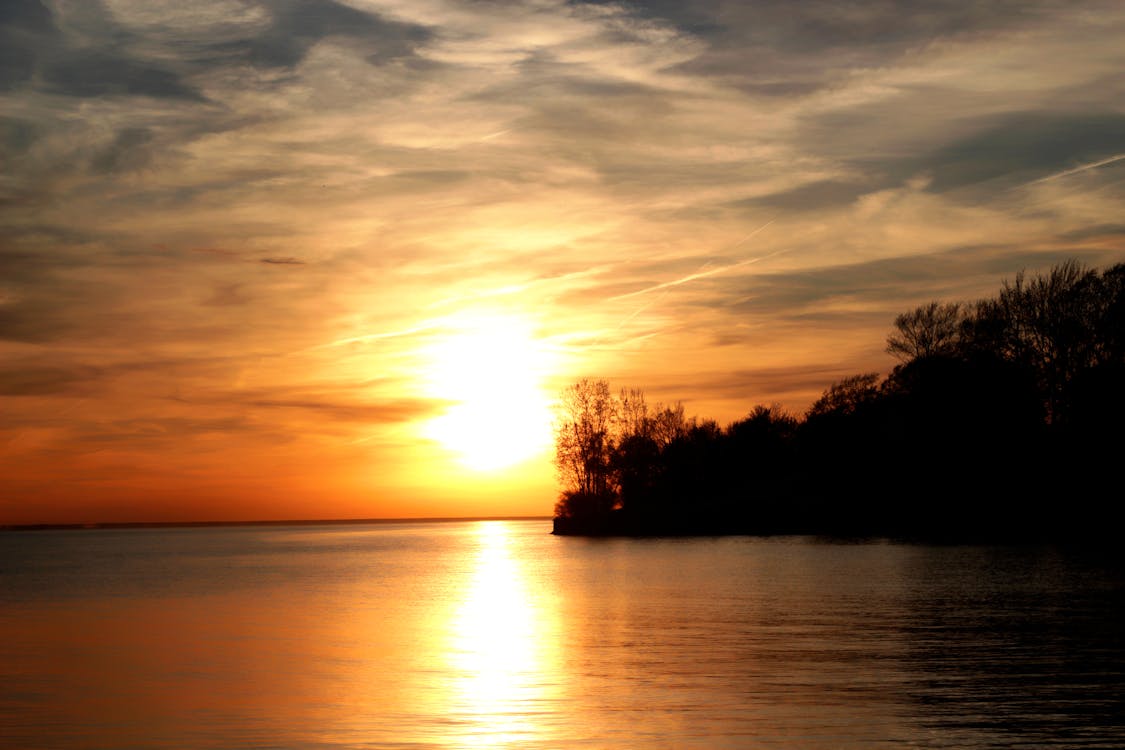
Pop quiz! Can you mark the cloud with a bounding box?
[236,0,433,69]
[88,126,155,174]
[0,363,104,396]
[1,0,204,99]
[42,53,204,100]
[736,180,871,212]
[916,112,1125,193]
[2,0,433,110]
[604,0,1073,99]
[660,364,866,406]
[0,0,55,90]
[718,244,1123,336]
[0,116,40,158]
[0,302,75,343]
[1057,223,1125,242]
[247,396,443,424]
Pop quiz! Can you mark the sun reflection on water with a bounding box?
[447,521,557,746]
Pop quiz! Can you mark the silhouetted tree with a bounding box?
[611,431,662,514]
[805,373,881,419]
[656,419,727,526]
[965,260,1120,424]
[649,402,691,447]
[554,378,617,511]
[725,405,800,531]
[728,405,798,453]
[727,406,798,480]
[618,387,650,441]
[886,301,965,361]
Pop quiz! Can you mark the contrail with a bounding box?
[608,218,779,302]
[426,283,530,309]
[1026,153,1125,185]
[598,218,785,355]
[609,246,787,302]
[425,267,607,310]
[322,322,439,348]
[731,217,777,248]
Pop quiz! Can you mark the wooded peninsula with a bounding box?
[552,260,1123,539]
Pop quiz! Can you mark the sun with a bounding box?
[420,313,557,471]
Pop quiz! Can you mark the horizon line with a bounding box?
[0,515,553,533]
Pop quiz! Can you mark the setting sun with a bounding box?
[421,314,557,471]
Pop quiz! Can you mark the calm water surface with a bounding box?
[1,520,1122,748]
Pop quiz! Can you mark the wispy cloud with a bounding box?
[260,257,306,265]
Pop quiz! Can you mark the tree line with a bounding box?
[553,260,1124,538]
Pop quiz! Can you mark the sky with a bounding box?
[2,0,1124,524]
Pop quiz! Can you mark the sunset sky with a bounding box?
[2,0,1124,524]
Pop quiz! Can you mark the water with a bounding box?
[1,520,1122,748]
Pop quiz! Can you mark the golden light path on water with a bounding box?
[446,521,561,746]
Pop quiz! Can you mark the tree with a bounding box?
[649,402,691,447]
[805,373,881,419]
[554,378,618,505]
[611,431,661,511]
[966,260,1113,423]
[886,301,965,361]
[728,405,798,461]
[553,381,695,521]
[618,387,651,442]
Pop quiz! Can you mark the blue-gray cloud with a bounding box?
[723,244,1124,323]
[230,0,432,69]
[1,0,203,99]
[734,180,872,213]
[583,0,1068,94]
[799,110,1125,200]
[918,112,1125,193]
[0,0,55,89]
[1,0,433,103]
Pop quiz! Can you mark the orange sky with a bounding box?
[2,0,1124,524]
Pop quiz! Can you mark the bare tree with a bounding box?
[649,402,691,448]
[618,387,650,442]
[972,260,1105,422]
[886,301,964,361]
[554,378,618,499]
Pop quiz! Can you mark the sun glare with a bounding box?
[421,313,556,471]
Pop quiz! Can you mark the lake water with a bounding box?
[1,519,1122,748]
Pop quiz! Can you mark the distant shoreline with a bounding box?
[0,516,551,533]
